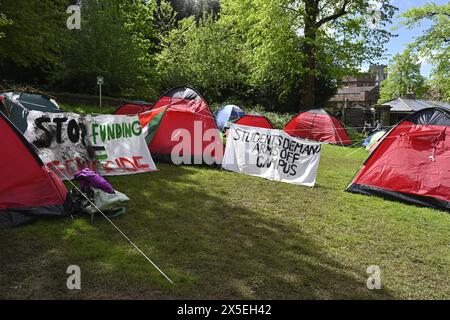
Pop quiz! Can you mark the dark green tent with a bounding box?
[0,92,62,133]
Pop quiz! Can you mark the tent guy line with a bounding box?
[1,92,175,284]
[6,91,429,134]
[345,146,366,157]
[48,159,175,285]
[6,91,442,149]
[347,107,450,211]
[5,90,441,132]
[24,136,175,285]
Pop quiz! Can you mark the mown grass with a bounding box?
[1,143,449,299]
[1,103,448,299]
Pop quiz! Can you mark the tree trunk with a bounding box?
[300,0,318,111]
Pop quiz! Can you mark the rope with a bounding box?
[8,94,446,147]
[345,146,366,157]
[13,108,176,285]
[6,94,423,134]
[47,158,175,285]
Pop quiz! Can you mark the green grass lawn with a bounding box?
[59,103,117,115]
[1,143,449,299]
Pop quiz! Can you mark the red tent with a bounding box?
[284,108,352,146]
[234,114,274,129]
[148,86,223,164]
[113,101,153,115]
[347,107,450,211]
[0,112,67,227]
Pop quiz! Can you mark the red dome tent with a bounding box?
[113,101,153,115]
[234,114,275,129]
[347,108,450,211]
[148,86,223,164]
[0,111,67,227]
[284,108,352,146]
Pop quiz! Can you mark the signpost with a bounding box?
[97,76,104,108]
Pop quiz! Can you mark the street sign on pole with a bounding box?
[97,76,104,108]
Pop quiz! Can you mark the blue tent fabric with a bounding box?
[215,105,245,130]
[362,135,372,147]
[362,130,385,147]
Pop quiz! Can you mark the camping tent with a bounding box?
[234,114,275,129]
[284,108,352,146]
[148,86,223,164]
[0,111,67,227]
[0,92,62,133]
[347,107,450,211]
[365,130,387,151]
[1,91,60,111]
[113,101,153,115]
[380,97,450,125]
[215,105,245,130]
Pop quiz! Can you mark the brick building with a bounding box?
[328,65,387,127]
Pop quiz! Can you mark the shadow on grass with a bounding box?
[0,163,393,299]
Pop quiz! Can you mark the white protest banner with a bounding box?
[24,110,157,179]
[222,124,322,186]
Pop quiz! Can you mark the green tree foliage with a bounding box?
[379,49,427,102]
[0,0,70,68]
[168,0,220,21]
[0,13,12,40]
[221,0,304,103]
[221,0,397,111]
[154,0,177,45]
[157,15,249,102]
[0,0,398,110]
[54,0,158,98]
[429,59,450,103]
[402,3,450,102]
